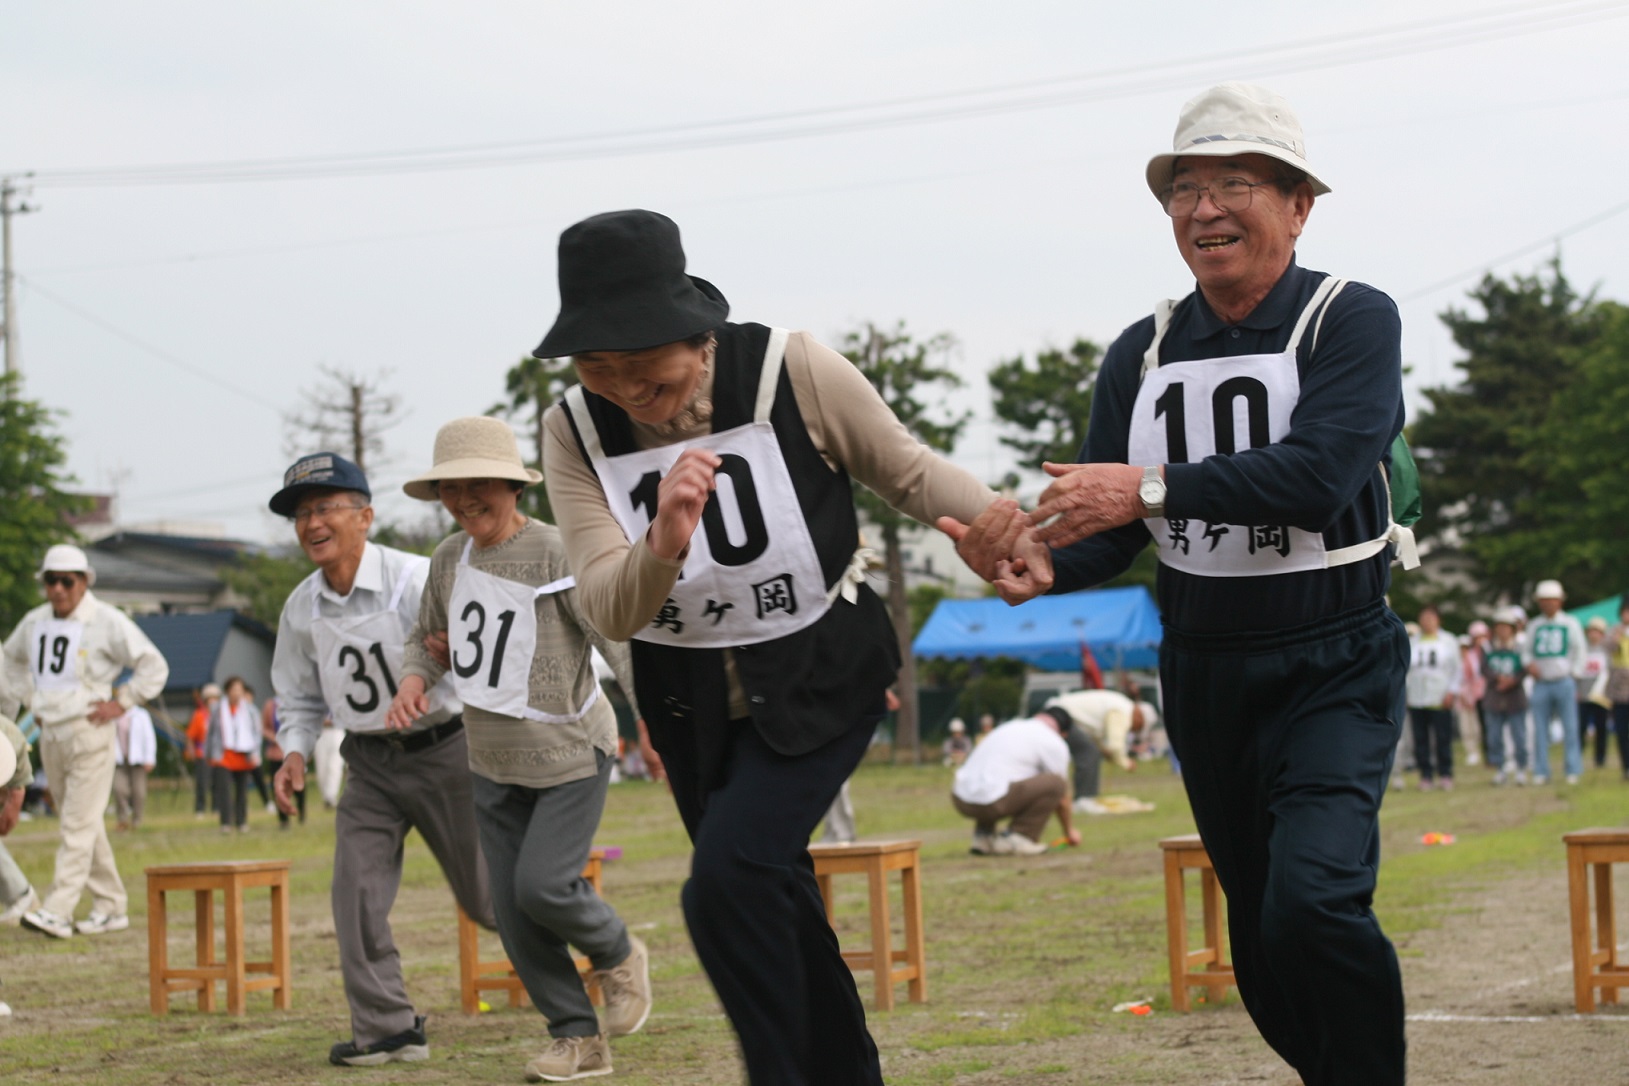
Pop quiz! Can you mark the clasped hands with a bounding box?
[937,462,1146,605]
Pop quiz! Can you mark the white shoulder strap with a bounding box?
[755,328,791,424]
[388,555,428,612]
[1140,297,1185,379]
[1285,276,1347,356]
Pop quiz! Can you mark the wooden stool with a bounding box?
[809,840,926,1011]
[459,848,605,1014]
[146,860,292,1016]
[1159,834,1234,1012]
[1564,828,1629,1012]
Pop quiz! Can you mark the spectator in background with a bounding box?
[111,699,157,831]
[1577,617,1612,770]
[261,696,303,829]
[974,713,996,746]
[186,683,220,818]
[1044,688,1152,814]
[1406,605,1460,791]
[1457,621,1489,767]
[1483,609,1530,785]
[207,677,262,834]
[951,706,1080,855]
[941,718,972,767]
[1605,600,1629,782]
[2,544,170,940]
[1525,580,1586,785]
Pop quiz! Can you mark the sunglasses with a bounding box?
[43,573,81,589]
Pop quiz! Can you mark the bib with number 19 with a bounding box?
[564,327,830,649]
[30,617,84,692]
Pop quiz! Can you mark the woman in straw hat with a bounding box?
[386,416,650,1083]
[536,209,1048,1085]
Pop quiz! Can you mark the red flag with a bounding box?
[1080,642,1104,690]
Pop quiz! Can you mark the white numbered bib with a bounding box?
[447,542,599,723]
[312,560,423,732]
[1411,642,1446,672]
[30,618,83,692]
[564,328,831,649]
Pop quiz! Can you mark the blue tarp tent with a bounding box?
[912,586,1162,672]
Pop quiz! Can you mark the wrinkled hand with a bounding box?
[273,753,306,817]
[385,674,430,730]
[87,700,124,724]
[991,529,1055,605]
[1031,462,1147,548]
[424,630,451,670]
[937,498,1030,584]
[648,448,720,561]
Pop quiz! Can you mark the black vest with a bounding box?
[566,322,900,756]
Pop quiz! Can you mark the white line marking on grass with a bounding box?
[1409,1012,1629,1024]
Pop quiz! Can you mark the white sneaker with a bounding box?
[1073,798,1109,816]
[969,831,997,856]
[75,911,131,935]
[0,1000,11,1016]
[21,909,74,939]
[1566,774,1580,786]
[1491,770,1507,786]
[0,885,39,925]
[1465,752,1482,767]
[1534,776,1551,787]
[1514,769,1528,786]
[993,832,1049,856]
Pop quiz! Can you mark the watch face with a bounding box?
[1140,481,1163,504]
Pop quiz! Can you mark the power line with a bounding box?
[17,275,283,412]
[11,1,1625,188]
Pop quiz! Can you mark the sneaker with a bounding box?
[1534,776,1551,787]
[0,1000,10,1016]
[1439,777,1455,792]
[1565,774,1580,785]
[524,1033,612,1082]
[1418,778,1434,792]
[1465,752,1482,767]
[1073,797,1110,816]
[595,935,651,1037]
[1514,770,1529,786]
[1492,770,1507,786]
[329,1015,429,1067]
[0,886,39,926]
[21,909,74,939]
[969,831,998,856]
[992,832,1049,856]
[75,911,130,935]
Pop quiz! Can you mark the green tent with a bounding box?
[1569,594,1623,626]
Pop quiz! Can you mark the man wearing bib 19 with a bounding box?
[267,453,495,1068]
[387,416,649,1084]
[945,84,1415,1085]
[1,544,169,941]
[537,209,1049,1086]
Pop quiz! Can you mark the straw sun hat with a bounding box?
[402,416,542,501]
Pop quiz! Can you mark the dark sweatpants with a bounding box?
[647,711,884,1086]
[1161,602,1408,1086]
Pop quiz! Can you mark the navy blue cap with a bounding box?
[268,452,371,517]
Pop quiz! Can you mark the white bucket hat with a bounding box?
[1533,579,1566,601]
[39,543,95,587]
[1146,82,1331,199]
[403,416,543,501]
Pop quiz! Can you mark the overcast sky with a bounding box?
[4,0,1626,547]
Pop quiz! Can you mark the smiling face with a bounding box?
[573,339,710,426]
[437,477,523,548]
[44,570,89,618]
[294,488,373,572]
[1169,153,1313,319]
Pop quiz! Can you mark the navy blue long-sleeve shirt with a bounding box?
[1051,259,1405,634]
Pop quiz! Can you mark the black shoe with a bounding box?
[329,1015,430,1066]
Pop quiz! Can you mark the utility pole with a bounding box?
[2,176,38,385]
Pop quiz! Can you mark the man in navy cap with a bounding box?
[268,452,495,1067]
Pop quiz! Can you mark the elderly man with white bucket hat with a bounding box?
[1,544,169,940]
[266,451,495,1067]
[946,83,1414,1084]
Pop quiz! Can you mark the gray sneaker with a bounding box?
[0,885,39,926]
[993,832,1050,857]
[594,934,651,1037]
[525,1033,613,1082]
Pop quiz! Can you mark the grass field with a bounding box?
[2,757,1627,1084]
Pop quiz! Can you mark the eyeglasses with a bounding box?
[42,573,80,589]
[291,500,366,524]
[1159,176,1280,218]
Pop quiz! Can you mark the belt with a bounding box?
[352,716,464,754]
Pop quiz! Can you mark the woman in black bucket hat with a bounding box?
[538,209,1048,1085]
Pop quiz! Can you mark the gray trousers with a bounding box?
[820,780,856,843]
[0,840,29,905]
[1064,728,1102,800]
[333,727,494,1046]
[471,752,630,1040]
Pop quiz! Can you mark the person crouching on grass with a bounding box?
[387,416,649,1084]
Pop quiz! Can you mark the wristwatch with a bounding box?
[1138,466,1166,518]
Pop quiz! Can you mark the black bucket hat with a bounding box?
[533,209,729,359]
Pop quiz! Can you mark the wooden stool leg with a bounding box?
[1164,850,1191,1012]
[196,889,217,1013]
[867,860,894,1012]
[818,870,836,926]
[1568,845,1594,1013]
[902,856,927,1004]
[271,872,292,1010]
[224,881,247,1015]
[148,880,168,1015]
[1201,867,1226,971]
[1595,861,1618,1006]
